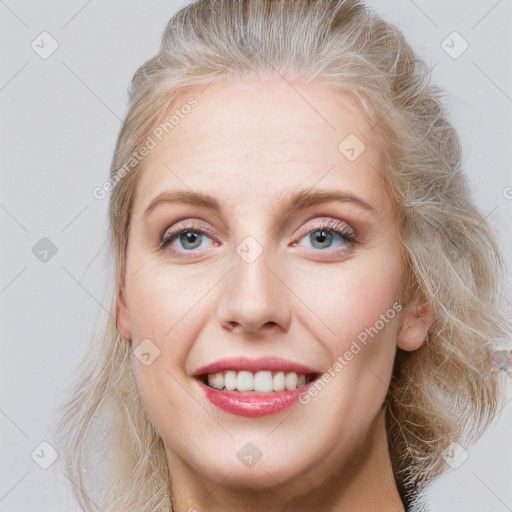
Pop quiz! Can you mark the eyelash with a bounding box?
[159,218,359,253]
[159,221,217,251]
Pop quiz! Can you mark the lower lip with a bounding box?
[196,379,316,417]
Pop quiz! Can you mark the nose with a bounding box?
[215,243,291,336]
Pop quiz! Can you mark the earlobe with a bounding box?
[396,295,433,352]
[116,286,132,342]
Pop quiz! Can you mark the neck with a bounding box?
[167,409,405,512]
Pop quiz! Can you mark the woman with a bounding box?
[54,1,511,510]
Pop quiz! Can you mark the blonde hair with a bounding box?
[52,0,512,510]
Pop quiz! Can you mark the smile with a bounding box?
[199,370,315,392]
[192,356,321,417]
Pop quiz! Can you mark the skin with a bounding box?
[117,73,432,512]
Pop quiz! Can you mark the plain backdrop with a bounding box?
[1,1,511,510]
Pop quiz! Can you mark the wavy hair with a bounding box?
[52,0,512,510]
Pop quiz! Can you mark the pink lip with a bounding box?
[192,356,320,376]
[196,378,316,417]
[191,356,320,418]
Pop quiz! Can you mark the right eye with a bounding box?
[160,220,218,254]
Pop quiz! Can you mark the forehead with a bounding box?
[133,75,390,217]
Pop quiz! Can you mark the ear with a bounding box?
[116,285,132,342]
[396,295,433,351]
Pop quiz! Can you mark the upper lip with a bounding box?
[192,356,321,377]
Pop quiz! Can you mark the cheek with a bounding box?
[311,250,403,417]
[125,259,214,345]
[124,258,221,422]
[125,262,214,435]
[294,250,403,353]
[293,248,403,424]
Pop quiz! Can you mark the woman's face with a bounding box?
[117,74,418,496]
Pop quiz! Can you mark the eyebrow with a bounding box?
[143,188,377,220]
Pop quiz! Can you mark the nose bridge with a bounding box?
[215,231,291,334]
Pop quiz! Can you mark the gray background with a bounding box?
[1,0,511,510]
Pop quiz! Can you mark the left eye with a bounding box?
[296,220,357,250]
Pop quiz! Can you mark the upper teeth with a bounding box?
[206,370,307,392]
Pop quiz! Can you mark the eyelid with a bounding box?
[159,219,217,247]
[296,215,353,233]
[158,214,360,251]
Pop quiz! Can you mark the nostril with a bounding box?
[224,321,239,332]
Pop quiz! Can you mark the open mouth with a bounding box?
[196,370,320,393]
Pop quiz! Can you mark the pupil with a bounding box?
[181,231,200,249]
[312,230,332,248]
